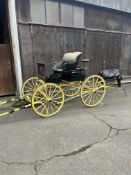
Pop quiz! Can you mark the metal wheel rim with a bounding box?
[81,75,106,107]
[32,83,65,118]
[22,77,44,102]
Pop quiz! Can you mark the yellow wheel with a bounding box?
[81,75,106,107]
[61,81,81,97]
[32,83,65,118]
[22,77,44,102]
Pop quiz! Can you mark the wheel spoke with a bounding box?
[52,100,62,105]
[51,87,57,97]
[51,101,59,109]
[96,81,103,88]
[83,93,90,98]
[46,105,49,115]
[23,90,33,94]
[38,89,46,98]
[36,104,43,111]
[91,93,94,104]
[41,105,46,114]
[92,77,95,87]
[88,80,92,88]
[32,79,36,87]
[24,86,34,91]
[88,94,93,105]
[94,92,99,102]
[52,91,61,98]
[34,95,42,100]
[84,84,90,90]
[34,100,43,104]
[49,103,54,113]
[27,81,34,88]
[85,94,92,103]
[52,96,62,100]
[24,92,32,96]
[82,89,91,95]
[48,85,52,96]
[97,89,105,93]
[96,92,103,98]
[94,78,99,88]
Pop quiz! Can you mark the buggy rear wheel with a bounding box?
[61,81,81,97]
[32,83,65,118]
[81,75,106,107]
[22,77,44,102]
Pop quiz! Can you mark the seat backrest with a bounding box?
[62,52,82,70]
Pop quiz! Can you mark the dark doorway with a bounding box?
[0,0,15,96]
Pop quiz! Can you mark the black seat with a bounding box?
[46,52,85,83]
[100,69,120,78]
[100,69,122,87]
[53,52,82,73]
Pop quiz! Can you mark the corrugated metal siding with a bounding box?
[30,0,46,24]
[76,0,131,13]
[29,0,85,28]
[46,1,60,25]
[74,6,84,28]
[61,3,73,27]
[15,0,31,22]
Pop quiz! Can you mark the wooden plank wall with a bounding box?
[0,44,15,96]
[16,0,131,80]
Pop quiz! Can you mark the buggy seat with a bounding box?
[100,69,120,78]
[53,52,82,73]
[100,69,122,87]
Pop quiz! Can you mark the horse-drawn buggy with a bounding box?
[22,52,122,118]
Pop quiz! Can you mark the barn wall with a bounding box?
[16,0,131,80]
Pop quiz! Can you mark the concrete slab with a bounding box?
[0,110,109,163]
[0,84,130,175]
[0,163,34,175]
[38,130,131,175]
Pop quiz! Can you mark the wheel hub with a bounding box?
[46,97,52,102]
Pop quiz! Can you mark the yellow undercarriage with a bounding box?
[22,75,107,118]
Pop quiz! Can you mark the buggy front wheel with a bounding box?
[81,75,106,107]
[32,83,65,118]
